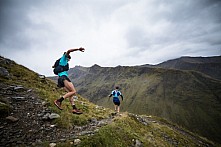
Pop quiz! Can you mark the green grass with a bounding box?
[78,114,141,147]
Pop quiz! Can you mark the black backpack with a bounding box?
[52,58,69,75]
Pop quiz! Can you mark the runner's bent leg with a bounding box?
[54,80,76,110]
[63,80,82,114]
[63,80,77,106]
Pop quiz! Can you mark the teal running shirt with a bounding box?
[58,54,69,77]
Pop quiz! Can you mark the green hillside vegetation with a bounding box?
[0,56,219,146]
[66,64,221,144]
[78,113,209,147]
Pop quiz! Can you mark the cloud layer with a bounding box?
[0,0,221,76]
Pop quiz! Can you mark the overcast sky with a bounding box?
[0,0,221,76]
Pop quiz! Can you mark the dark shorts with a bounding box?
[57,75,71,88]
[113,97,120,106]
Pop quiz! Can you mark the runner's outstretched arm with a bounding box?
[66,47,85,55]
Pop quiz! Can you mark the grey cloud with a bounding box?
[124,0,221,54]
[164,0,221,23]
[0,0,45,51]
[125,26,150,49]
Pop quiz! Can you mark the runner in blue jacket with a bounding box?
[109,86,124,113]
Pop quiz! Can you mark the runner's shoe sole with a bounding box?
[54,100,63,110]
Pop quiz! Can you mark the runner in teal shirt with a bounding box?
[58,54,69,77]
[54,47,85,115]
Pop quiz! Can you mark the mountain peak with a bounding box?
[91,64,101,68]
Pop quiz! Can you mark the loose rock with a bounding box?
[5,116,18,122]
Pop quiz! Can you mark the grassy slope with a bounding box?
[0,56,218,146]
[0,57,112,127]
[79,113,205,147]
[69,65,221,143]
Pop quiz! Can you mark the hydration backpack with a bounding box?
[52,58,69,75]
[112,90,120,97]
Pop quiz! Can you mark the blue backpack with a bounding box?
[112,90,120,97]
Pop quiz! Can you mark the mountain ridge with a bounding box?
[154,55,221,80]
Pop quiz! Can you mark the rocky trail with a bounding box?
[0,83,116,146]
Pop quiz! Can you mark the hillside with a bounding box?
[54,56,221,144]
[153,56,221,80]
[0,57,218,146]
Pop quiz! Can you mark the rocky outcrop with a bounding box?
[0,67,10,79]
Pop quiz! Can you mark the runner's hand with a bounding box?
[79,47,85,52]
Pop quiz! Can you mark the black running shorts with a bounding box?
[57,75,71,88]
[113,97,120,106]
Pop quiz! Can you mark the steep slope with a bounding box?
[153,56,221,80]
[65,63,221,144]
[0,57,218,146]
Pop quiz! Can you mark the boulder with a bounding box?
[0,67,10,79]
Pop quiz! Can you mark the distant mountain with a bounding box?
[1,56,217,146]
[52,56,221,144]
[152,56,221,80]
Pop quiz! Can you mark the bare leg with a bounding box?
[63,80,77,105]
[54,80,78,111]
[64,87,75,105]
[117,106,120,113]
[114,105,117,111]
[62,80,82,114]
